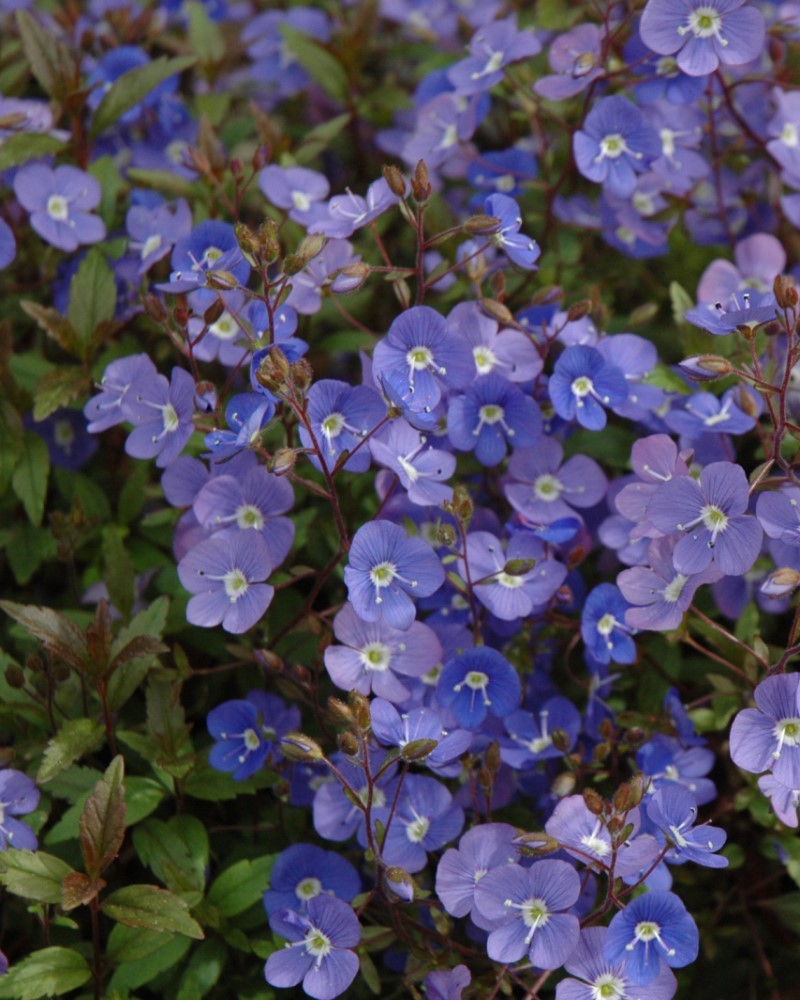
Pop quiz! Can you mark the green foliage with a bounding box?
[0,948,91,999]
[90,56,196,137]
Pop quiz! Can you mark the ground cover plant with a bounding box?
[2,0,800,997]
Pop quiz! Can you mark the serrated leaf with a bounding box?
[11,431,50,525]
[80,755,126,878]
[33,367,91,421]
[37,718,106,784]
[67,249,116,344]
[19,301,82,356]
[15,10,72,99]
[61,870,104,910]
[207,857,275,917]
[91,55,195,137]
[0,849,75,904]
[0,132,66,171]
[0,947,91,999]
[0,601,88,670]
[280,24,348,104]
[146,678,191,764]
[102,884,204,939]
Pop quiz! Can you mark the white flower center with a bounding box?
[406,813,431,843]
[781,122,799,148]
[534,473,563,501]
[303,927,333,960]
[360,642,391,672]
[235,503,264,531]
[473,345,499,375]
[292,190,311,212]
[680,7,726,43]
[223,568,249,601]
[663,574,688,604]
[773,717,800,760]
[211,312,238,340]
[296,877,322,901]
[591,974,627,1000]
[47,195,69,221]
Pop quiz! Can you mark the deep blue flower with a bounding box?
[549,345,628,430]
[265,895,360,1000]
[448,373,541,466]
[581,584,637,665]
[299,380,386,474]
[0,769,40,851]
[646,785,728,868]
[263,843,360,916]
[381,774,465,873]
[604,890,699,985]
[573,96,661,198]
[483,193,541,270]
[684,290,777,335]
[556,926,678,1000]
[437,647,521,728]
[206,691,299,780]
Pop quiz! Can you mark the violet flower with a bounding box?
[556,926,677,1000]
[604,890,698,985]
[14,163,106,252]
[573,96,661,198]
[729,673,800,788]
[0,769,40,851]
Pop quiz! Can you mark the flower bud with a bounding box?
[592,741,611,763]
[204,298,226,326]
[678,355,733,381]
[566,299,592,322]
[401,738,439,761]
[761,566,800,599]
[337,731,360,756]
[463,213,501,235]
[349,691,372,730]
[335,262,370,294]
[328,697,355,725]
[551,728,572,753]
[583,788,604,816]
[5,664,25,689]
[551,772,576,798]
[281,733,324,761]
[385,867,415,901]
[258,219,281,264]
[481,298,514,325]
[290,358,314,393]
[774,273,799,309]
[411,159,431,202]
[142,294,168,323]
[383,163,407,198]
[613,783,633,814]
[269,448,297,476]
[205,269,238,291]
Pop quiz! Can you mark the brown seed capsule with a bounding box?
[411,160,431,202]
[583,788,604,816]
[775,273,799,309]
[383,164,407,198]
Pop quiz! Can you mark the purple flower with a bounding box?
[344,521,445,630]
[286,238,361,315]
[604,890,699,985]
[664,388,756,438]
[447,15,540,96]
[447,300,542,383]
[125,197,192,276]
[637,734,717,805]
[549,345,628,431]
[757,773,800,828]
[373,306,474,413]
[757,486,800,548]
[448,373,542,466]
[581,584,637,665]
[473,859,581,969]
[265,895,360,1000]
[684,290,777,334]
[424,966,471,1000]
[312,751,397,846]
[697,233,786,304]
[207,690,299,780]
[258,165,330,225]
[646,462,763,576]
[192,465,295,566]
[730,674,800,788]
[0,217,16,269]
[437,647,521,728]
[324,603,442,702]
[370,420,455,507]
[534,23,604,100]
[309,177,402,238]
[467,148,538,203]
[483,194,541,270]
[204,393,274,460]
[640,0,765,77]
[0,769,40,851]
[177,532,275,633]
[501,697,581,767]
[299,380,386,474]
[556,927,677,1000]
[461,530,566,620]
[617,537,722,631]
[504,437,607,525]
[573,96,661,198]
[435,823,519,920]
[646,784,728,867]
[84,354,159,434]
[263,843,360,916]
[161,220,250,296]
[13,164,106,252]
[125,367,196,468]
[370,699,472,770]
[382,774,465,873]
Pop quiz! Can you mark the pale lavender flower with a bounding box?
[435,823,519,921]
[381,774,464,873]
[534,23,604,100]
[0,769,40,851]
[729,673,800,788]
[556,927,677,1000]
[13,163,105,252]
[447,15,540,96]
[369,420,455,507]
[125,367,196,468]
[504,437,607,525]
[573,96,661,198]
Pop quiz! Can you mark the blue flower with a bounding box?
[448,373,542,466]
[437,647,521,728]
[604,890,699,985]
[207,690,299,781]
[483,193,540,270]
[581,583,637,665]
[548,345,628,430]
[263,843,360,916]
[573,96,661,198]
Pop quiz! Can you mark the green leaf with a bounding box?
[102,884,205,938]
[279,25,348,104]
[124,777,166,826]
[0,399,24,495]
[102,526,136,621]
[0,947,91,999]
[669,280,694,327]
[4,523,57,585]
[107,931,191,992]
[175,939,227,1000]
[207,857,275,918]
[0,132,66,171]
[37,718,106,784]
[0,849,75,904]
[359,952,381,994]
[18,302,82,356]
[186,0,225,64]
[11,431,50,525]
[126,167,197,198]
[0,601,88,670]
[15,10,72,99]
[132,816,208,903]
[80,755,127,879]
[33,367,91,421]
[91,55,195,137]
[67,249,117,345]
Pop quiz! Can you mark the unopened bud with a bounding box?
[617,821,635,844]
[628,302,659,326]
[514,831,560,854]
[258,219,281,264]
[678,354,733,382]
[625,727,646,748]
[503,558,536,577]
[566,299,592,322]
[551,772,576,798]
[613,783,633,814]
[775,273,799,309]
[761,566,800,599]
[349,690,372,730]
[485,740,501,775]
[436,523,456,547]
[205,269,238,291]
[254,347,290,393]
[583,788,604,816]
[270,447,297,476]
[254,649,283,673]
[385,867,415,901]
[290,358,314,392]
[551,728,572,753]
[401,738,439,761]
[235,221,259,265]
[204,298,226,326]
[411,160,431,202]
[463,213,501,235]
[481,298,514,325]
[337,731,360,756]
[734,386,759,418]
[142,294,168,323]
[328,697,355,725]
[335,261,370,294]
[383,163,407,198]
[627,773,647,807]
[230,157,243,178]
[281,733,324,761]
[593,742,611,763]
